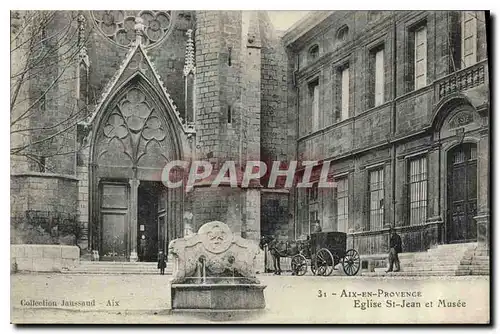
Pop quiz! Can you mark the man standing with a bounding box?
[386,227,402,273]
[140,235,147,262]
[312,220,322,233]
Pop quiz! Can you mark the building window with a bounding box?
[337,25,349,44]
[461,11,477,68]
[227,105,232,124]
[308,44,319,63]
[408,156,428,225]
[335,176,349,233]
[407,22,428,92]
[336,64,349,121]
[309,79,320,132]
[368,168,384,230]
[369,45,385,108]
[307,183,319,234]
[300,183,319,237]
[414,25,427,90]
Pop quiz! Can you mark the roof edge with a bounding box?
[282,11,334,46]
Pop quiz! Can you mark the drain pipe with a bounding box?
[391,11,398,227]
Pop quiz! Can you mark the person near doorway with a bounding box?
[140,235,147,262]
[386,227,402,273]
[312,220,322,233]
[157,250,166,275]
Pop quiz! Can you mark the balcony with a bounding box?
[437,61,486,100]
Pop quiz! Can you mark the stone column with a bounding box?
[427,146,441,219]
[474,129,489,252]
[129,178,140,262]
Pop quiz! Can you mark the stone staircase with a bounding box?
[362,242,489,277]
[62,261,174,275]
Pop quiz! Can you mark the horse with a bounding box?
[259,235,310,275]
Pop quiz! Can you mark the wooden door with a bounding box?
[157,186,167,255]
[447,144,478,243]
[100,182,129,261]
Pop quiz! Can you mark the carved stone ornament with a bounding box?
[448,111,474,129]
[91,10,173,48]
[198,221,233,254]
[168,221,261,283]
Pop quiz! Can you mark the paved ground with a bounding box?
[11,273,490,324]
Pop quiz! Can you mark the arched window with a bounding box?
[336,25,349,44]
[308,44,319,62]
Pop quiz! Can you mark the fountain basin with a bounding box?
[171,283,266,310]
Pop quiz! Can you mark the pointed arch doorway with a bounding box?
[89,76,184,261]
[447,143,478,243]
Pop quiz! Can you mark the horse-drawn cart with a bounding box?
[290,231,361,276]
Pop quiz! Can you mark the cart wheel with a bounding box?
[291,254,307,276]
[342,249,361,276]
[314,248,334,276]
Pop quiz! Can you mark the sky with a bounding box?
[266,11,310,31]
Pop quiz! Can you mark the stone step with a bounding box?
[65,270,172,275]
[456,269,490,275]
[429,243,477,249]
[364,271,461,277]
[62,261,173,275]
[399,266,460,272]
[374,263,488,272]
[400,256,468,263]
[400,259,488,267]
[76,264,164,268]
[70,266,167,271]
[366,242,488,276]
[78,261,161,266]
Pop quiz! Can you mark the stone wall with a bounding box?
[76,166,89,248]
[260,12,289,171]
[11,244,79,272]
[261,191,289,241]
[191,186,243,234]
[11,174,78,221]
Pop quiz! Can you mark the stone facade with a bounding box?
[284,11,490,254]
[10,10,490,261]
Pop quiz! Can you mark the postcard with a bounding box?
[10,10,490,324]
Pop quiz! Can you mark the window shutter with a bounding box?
[368,52,375,109]
[406,31,416,92]
[335,68,341,122]
[449,11,462,72]
[364,171,370,231]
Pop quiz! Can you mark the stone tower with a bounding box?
[190,11,265,240]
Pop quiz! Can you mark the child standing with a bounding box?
[157,250,167,275]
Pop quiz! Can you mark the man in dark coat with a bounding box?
[312,220,322,233]
[140,235,147,262]
[387,227,402,272]
[157,250,167,275]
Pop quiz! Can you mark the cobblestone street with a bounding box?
[11,273,489,324]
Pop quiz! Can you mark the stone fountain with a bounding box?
[168,221,266,318]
